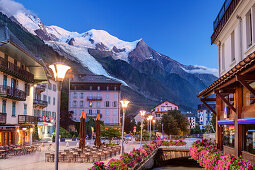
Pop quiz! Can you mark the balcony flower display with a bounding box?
[190,139,254,170]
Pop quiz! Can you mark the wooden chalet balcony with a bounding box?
[0,85,26,101]
[33,99,48,108]
[87,96,102,101]
[18,115,38,124]
[0,57,34,83]
[0,113,6,124]
[35,84,46,93]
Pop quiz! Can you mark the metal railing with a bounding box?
[87,96,102,101]
[213,0,232,30]
[0,113,6,124]
[86,113,102,118]
[0,85,26,101]
[35,84,46,93]
[0,57,34,82]
[18,115,38,124]
[33,99,48,107]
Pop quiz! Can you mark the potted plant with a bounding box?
[51,132,56,142]
[72,135,76,141]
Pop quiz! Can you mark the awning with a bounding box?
[237,118,255,124]
[217,120,234,125]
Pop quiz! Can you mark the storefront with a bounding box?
[37,122,54,140]
[0,126,17,146]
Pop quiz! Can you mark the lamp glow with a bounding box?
[49,63,70,82]
[153,119,156,123]
[120,99,130,109]
[139,110,146,117]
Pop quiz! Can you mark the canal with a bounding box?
[152,157,202,170]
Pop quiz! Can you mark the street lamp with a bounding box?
[49,63,70,170]
[148,115,153,142]
[139,110,146,148]
[153,119,156,136]
[120,99,130,155]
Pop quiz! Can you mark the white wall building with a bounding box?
[197,104,215,129]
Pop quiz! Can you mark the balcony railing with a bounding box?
[86,113,102,118]
[18,115,38,124]
[0,113,6,124]
[35,84,46,93]
[211,0,241,44]
[33,99,48,108]
[87,96,102,101]
[0,85,26,101]
[0,57,34,82]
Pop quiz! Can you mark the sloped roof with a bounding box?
[153,100,178,109]
[71,74,121,84]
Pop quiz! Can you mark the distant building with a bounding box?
[69,75,121,125]
[33,79,58,140]
[197,104,215,129]
[184,113,196,129]
[152,100,178,121]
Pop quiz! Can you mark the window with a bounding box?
[114,86,117,91]
[73,100,77,107]
[52,112,56,118]
[97,110,100,114]
[90,86,92,91]
[106,93,109,99]
[106,86,109,91]
[105,118,109,124]
[16,80,18,89]
[222,43,225,71]
[231,31,235,62]
[106,101,110,107]
[80,101,84,107]
[97,86,100,91]
[89,101,92,107]
[114,93,117,99]
[80,93,84,99]
[43,95,47,101]
[34,109,37,117]
[89,110,92,114]
[106,110,109,116]
[243,82,255,107]
[12,102,16,117]
[222,125,235,148]
[113,101,117,107]
[53,84,56,92]
[243,124,255,154]
[48,96,51,104]
[48,83,52,90]
[73,93,77,98]
[113,110,117,116]
[24,104,27,115]
[53,97,56,105]
[246,10,253,48]
[25,84,30,96]
[97,101,100,107]
[3,75,7,88]
[2,100,6,113]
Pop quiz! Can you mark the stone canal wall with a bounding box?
[132,147,190,170]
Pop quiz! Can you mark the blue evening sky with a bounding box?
[16,0,223,68]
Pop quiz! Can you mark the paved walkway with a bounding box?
[0,138,199,170]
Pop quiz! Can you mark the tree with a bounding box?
[101,125,121,143]
[60,110,74,131]
[33,124,40,141]
[124,117,136,134]
[161,114,179,135]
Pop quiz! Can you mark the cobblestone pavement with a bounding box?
[0,138,199,170]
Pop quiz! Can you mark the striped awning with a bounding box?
[237,118,255,124]
[217,120,234,125]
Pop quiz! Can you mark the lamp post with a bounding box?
[139,110,146,148]
[120,99,129,155]
[49,63,70,170]
[153,119,156,137]
[148,115,153,142]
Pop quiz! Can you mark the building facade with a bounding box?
[198,0,255,162]
[152,100,179,121]
[185,113,196,129]
[33,79,57,140]
[197,104,215,129]
[69,75,121,125]
[0,26,47,146]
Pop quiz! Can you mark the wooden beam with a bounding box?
[215,90,236,113]
[201,98,217,115]
[238,74,255,80]
[236,75,255,96]
[203,98,216,101]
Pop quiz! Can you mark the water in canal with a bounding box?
[152,157,202,170]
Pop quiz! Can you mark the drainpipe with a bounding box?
[237,15,243,61]
[218,41,221,77]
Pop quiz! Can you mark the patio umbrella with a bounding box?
[95,113,101,147]
[79,110,86,149]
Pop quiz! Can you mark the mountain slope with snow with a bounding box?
[0,1,218,111]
